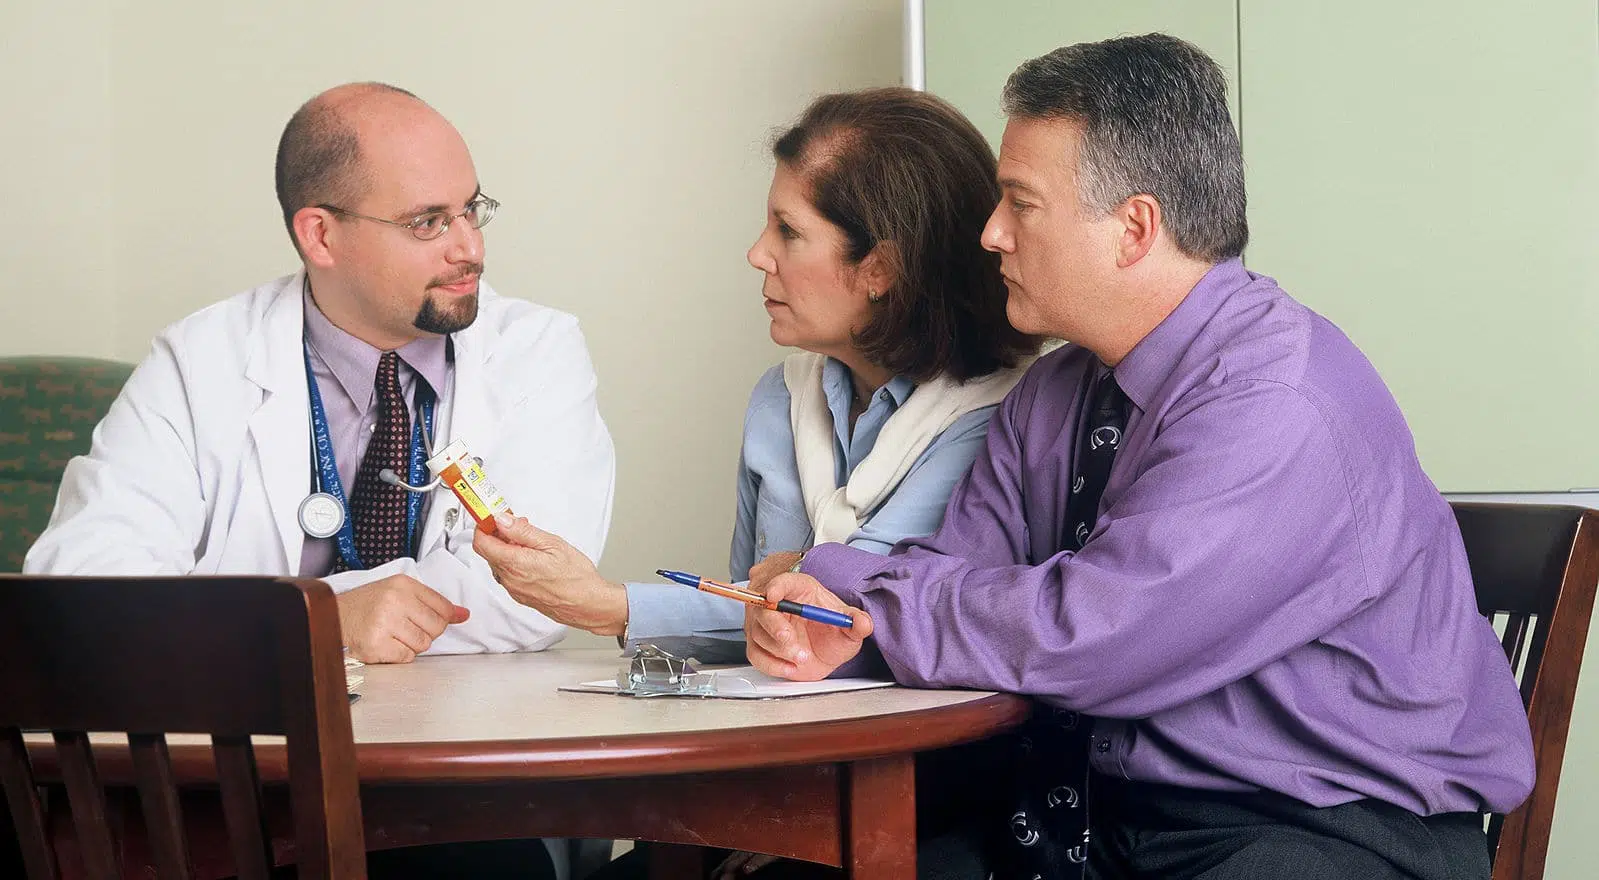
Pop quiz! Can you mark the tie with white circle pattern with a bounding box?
[335,351,411,572]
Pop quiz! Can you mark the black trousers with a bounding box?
[1087,774,1490,880]
[591,758,1487,880]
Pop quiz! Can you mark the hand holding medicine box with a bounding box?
[426,439,514,534]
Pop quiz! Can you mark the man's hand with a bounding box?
[473,513,628,636]
[336,574,470,664]
[745,572,872,681]
[747,550,804,595]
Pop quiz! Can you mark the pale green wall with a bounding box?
[922,2,1599,876]
[925,0,1239,146]
[1240,0,1599,494]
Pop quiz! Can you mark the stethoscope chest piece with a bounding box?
[298,491,346,539]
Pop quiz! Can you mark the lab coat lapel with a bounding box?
[244,274,312,573]
[418,316,499,552]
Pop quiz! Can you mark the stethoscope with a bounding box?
[295,341,443,571]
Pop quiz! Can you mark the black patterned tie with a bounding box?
[1066,370,1130,549]
[336,351,410,572]
[1001,369,1131,880]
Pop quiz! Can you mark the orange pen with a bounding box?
[655,569,856,628]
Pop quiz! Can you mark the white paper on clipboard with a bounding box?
[560,664,895,699]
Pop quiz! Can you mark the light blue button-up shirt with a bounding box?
[623,358,996,662]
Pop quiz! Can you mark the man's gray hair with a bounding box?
[1002,33,1247,263]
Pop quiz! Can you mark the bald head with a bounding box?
[275,83,486,350]
[274,82,432,253]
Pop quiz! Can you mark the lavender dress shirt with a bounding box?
[802,258,1535,815]
[298,290,451,577]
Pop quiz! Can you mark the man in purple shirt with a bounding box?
[746,35,1533,880]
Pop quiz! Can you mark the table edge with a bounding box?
[25,692,1032,784]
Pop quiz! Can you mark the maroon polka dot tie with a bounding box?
[335,351,410,572]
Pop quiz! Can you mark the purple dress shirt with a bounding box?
[298,290,451,577]
[802,258,1535,815]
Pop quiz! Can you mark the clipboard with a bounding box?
[558,645,895,699]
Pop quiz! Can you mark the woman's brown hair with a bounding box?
[773,88,1038,382]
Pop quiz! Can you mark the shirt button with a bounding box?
[1096,738,1111,754]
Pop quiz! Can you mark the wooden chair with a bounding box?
[0,576,365,879]
[1451,502,1599,880]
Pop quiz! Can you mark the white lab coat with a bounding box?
[25,272,616,655]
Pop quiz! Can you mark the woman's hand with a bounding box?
[473,513,629,636]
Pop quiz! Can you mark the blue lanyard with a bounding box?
[303,343,436,571]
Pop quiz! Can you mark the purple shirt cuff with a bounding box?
[800,542,888,604]
[800,542,893,680]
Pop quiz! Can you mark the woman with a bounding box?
[476,88,1034,880]
[475,87,1035,667]
[476,86,1034,880]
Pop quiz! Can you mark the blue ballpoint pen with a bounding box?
[655,569,857,629]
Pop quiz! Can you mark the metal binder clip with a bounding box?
[615,645,717,697]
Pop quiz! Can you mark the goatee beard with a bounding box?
[414,292,479,335]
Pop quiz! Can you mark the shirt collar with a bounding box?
[1112,258,1253,412]
[302,285,452,405]
[882,374,916,407]
[821,357,914,413]
[397,331,451,398]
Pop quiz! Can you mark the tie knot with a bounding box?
[1094,371,1127,414]
[375,351,403,396]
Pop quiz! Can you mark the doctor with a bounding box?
[26,82,615,666]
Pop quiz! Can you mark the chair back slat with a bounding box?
[0,577,364,879]
[129,733,192,880]
[51,732,118,880]
[282,586,369,880]
[1,727,58,879]
[1498,612,1530,676]
[214,736,272,880]
[1451,502,1599,880]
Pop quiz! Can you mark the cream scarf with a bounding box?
[784,351,1031,547]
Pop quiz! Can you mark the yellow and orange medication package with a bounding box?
[426,439,514,535]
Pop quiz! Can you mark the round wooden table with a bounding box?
[31,649,1031,879]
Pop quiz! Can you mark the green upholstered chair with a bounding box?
[0,357,133,572]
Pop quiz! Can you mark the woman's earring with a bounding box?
[867,289,883,303]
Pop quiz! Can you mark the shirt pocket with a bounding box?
[753,490,814,560]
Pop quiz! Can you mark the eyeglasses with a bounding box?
[318,195,500,241]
